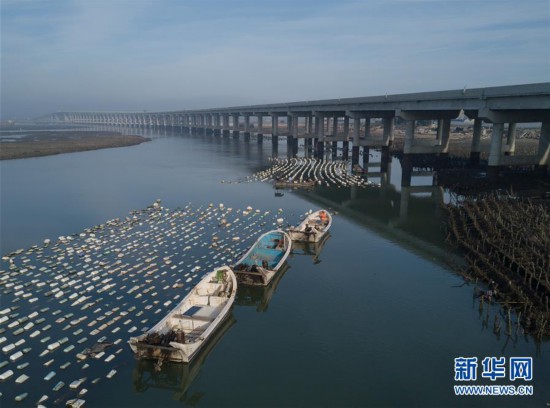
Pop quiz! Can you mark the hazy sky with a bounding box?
[1,0,549,119]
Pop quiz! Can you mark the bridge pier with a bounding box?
[352,117,360,166]
[363,146,370,167]
[504,123,517,156]
[470,118,483,165]
[243,115,251,142]
[314,114,325,159]
[343,141,349,160]
[286,136,295,157]
[381,146,390,172]
[342,117,350,161]
[316,141,325,159]
[487,123,504,179]
[536,122,550,175]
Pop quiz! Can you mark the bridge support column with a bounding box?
[440,118,451,154]
[244,115,251,141]
[352,117,360,166]
[383,117,394,146]
[315,115,325,159]
[401,155,413,188]
[403,119,415,155]
[381,146,390,173]
[286,138,294,159]
[286,140,294,159]
[363,119,371,167]
[363,147,370,167]
[222,115,230,137]
[271,115,279,148]
[470,118,482,165]
[343,141,349,160]
[232,115,239,138]
[505,123,516,156]
[256,115,264,136]
[536,122,550,175]
[286,114,299,158]
[331,117,338,159]
[286,116,294,158]
[343,117,350,160]
[488,123,504,179]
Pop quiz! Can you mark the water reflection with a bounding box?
[234,262,290,312]
[290,233,331,264]
[132,314,236,404]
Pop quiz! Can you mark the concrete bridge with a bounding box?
[51,83,550,174]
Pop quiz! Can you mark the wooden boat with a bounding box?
[288,210,332,243]
[232,230,291,286]
[128,266,236,363]
[274,179,316,189]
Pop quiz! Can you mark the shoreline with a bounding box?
[0,131,151,160]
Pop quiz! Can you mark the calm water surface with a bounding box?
[1,126,548,407]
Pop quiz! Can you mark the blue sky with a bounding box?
[1,0,549,119]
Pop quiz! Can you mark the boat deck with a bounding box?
[238,233,286,269]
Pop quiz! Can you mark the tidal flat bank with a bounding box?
[0,131,151,160]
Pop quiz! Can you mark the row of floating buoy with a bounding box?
[0,200,301,406]
[241,158,380,188]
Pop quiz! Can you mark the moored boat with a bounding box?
[128,266,236,363]
[288,210,332,243]
[232,230,291,286]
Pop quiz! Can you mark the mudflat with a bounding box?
[0,131,151,160]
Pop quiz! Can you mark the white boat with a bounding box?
[288,210,332,243]
[232,230,291,286]
[128,266,236,363]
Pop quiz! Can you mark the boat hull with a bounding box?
[288,210,332,243]
[288,229,327,243]
[128,266,236,363]
[232,230,291,287]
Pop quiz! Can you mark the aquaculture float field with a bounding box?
[0,201,298,406]
[242,157,377,187]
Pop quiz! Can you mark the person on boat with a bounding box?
[319,211,328,224]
